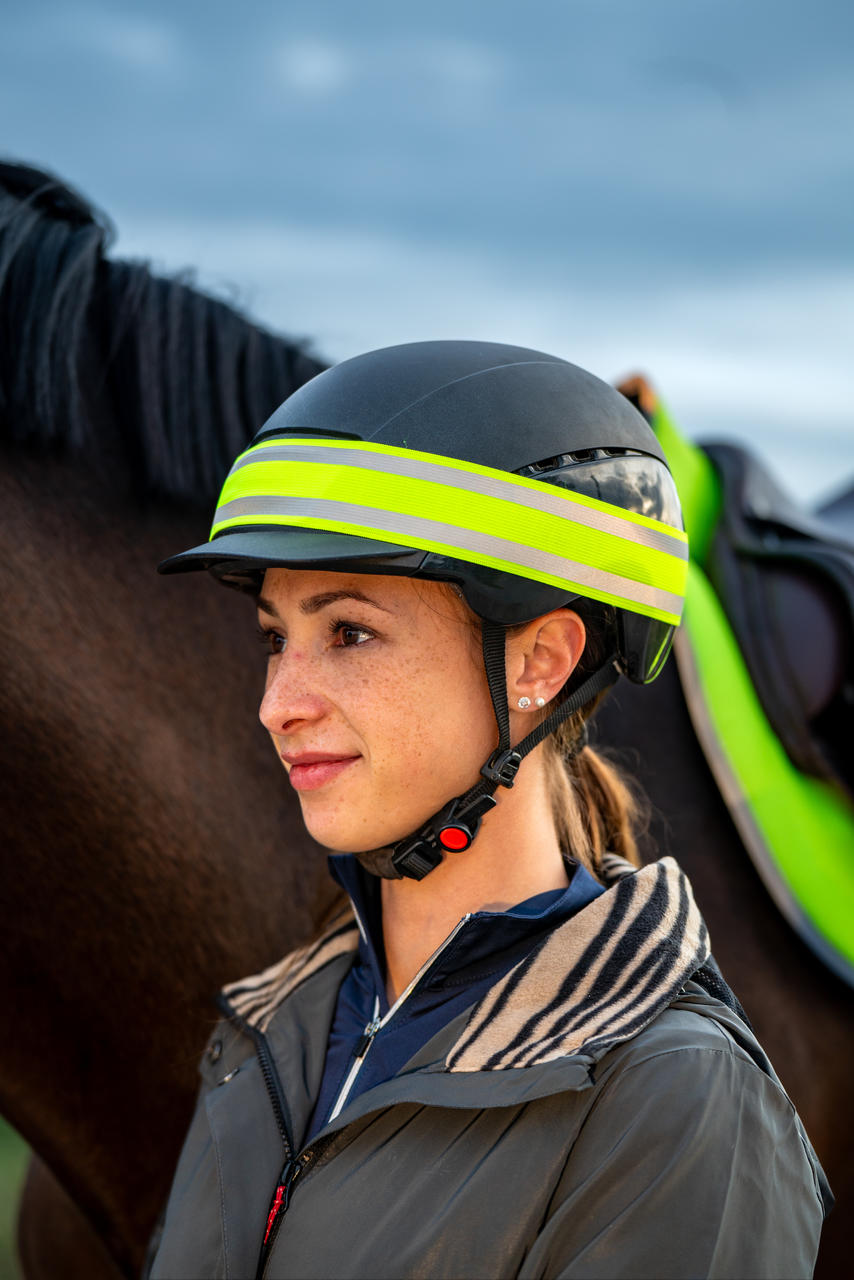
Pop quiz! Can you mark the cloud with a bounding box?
[111,211,852,503]
[274,38,352,96]
[419,39,504,89]
[268,33,503,104]
[56,9,181,72]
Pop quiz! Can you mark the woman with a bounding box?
[149,341,828,1279]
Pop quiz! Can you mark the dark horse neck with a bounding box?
[0,163,330,1275]
[0,452,333,1268]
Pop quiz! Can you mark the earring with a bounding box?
[517,696,531,709]
[535,696,546,708]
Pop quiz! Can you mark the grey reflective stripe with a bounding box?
[673,629,854,989]
[230,444,687,561]
[214,494,685,618]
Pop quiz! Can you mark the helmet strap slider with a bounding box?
[480,747,523,788]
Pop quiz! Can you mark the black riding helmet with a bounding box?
[160,341,687,878]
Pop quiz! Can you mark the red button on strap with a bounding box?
[438,826,472,852]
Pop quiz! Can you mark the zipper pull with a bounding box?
[262,1159,302,1245]
[327,998,383,1125]
[256,1156,311,1277]
[353,1015,381,1059]
[262,1166,289,1246]
[262,1183,284,1247]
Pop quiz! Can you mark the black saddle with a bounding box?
[702,442,854,798]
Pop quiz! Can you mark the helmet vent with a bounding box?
[521,447,643,475]
[525,455,564,473]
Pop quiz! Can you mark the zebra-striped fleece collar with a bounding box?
[222,855,710,1072]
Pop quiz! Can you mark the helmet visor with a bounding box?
[158,526,427,578]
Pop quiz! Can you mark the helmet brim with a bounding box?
[157,526,428,577]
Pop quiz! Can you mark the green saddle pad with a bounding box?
[652,396,854,988]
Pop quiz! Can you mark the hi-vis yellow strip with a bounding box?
[210,438,689,625]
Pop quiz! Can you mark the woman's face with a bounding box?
[257,567,497,853]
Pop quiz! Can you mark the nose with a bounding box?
[259,653,328,737]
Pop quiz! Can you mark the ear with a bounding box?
[506,609,586,710]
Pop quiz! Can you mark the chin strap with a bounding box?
[390,621,620,880]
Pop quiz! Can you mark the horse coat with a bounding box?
[148,857,828,1280]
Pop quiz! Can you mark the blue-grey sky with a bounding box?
[3,0,852,502]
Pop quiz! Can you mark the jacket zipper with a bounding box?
[216,993,295,1155]
[215,995,305,1280]
[225,912,474,1277]
[327,996,382,1123]
[256,1150,313,1279]
[326,912,472,1122]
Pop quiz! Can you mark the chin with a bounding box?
[302,811,427,860]
[297,781,472,859]
[310,830,398,858]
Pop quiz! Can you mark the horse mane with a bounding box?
[0,160,327,505]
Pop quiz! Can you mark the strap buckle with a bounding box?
[391,792,499,880]
[480,748,522,788]
[391,838,444,881]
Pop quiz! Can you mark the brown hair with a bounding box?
[543,699,643,880]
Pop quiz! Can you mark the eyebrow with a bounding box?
[256,589,394,619]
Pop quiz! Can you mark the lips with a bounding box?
[281,750,360,792]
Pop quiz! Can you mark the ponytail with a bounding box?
[544,699,644,880]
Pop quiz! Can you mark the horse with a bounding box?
[1,162,851,1279]
[0,161,329,1278]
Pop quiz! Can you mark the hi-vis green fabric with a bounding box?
[652,397,854,987]
[209,437,689,626]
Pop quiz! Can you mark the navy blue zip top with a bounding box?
[304,855,605,1142]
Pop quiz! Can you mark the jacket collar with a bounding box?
[222,903,359,1034]
[447,854,709,1071]
[221,855,710,1073]
[329,852,604,1010]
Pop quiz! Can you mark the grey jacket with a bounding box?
[149,857,829,1280]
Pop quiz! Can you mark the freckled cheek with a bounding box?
[363,658,477,779]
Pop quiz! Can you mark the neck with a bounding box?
[379,749,568,1003]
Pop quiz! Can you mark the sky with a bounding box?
[2,0,852,504]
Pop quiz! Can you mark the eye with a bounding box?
[331,620,374,648]
[256,626,286,655]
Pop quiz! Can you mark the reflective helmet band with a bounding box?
[210,438,689,626]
